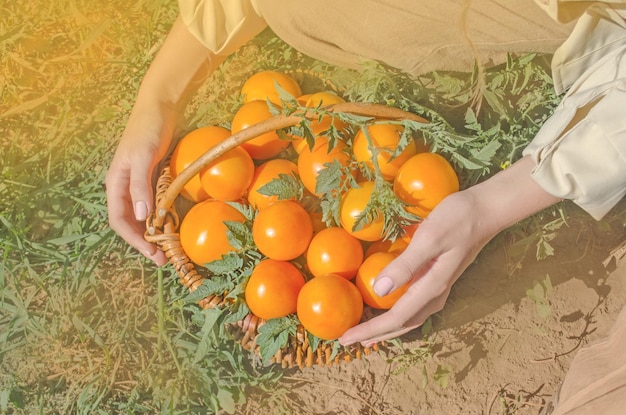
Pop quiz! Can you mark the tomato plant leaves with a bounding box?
[184,277,235,304]
[204,253,245,275]
[224,220,254,251]
[257,173,303,201]
[256,317,298,364]
[316,160,357,227]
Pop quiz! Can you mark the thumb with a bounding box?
[372,241,436,297]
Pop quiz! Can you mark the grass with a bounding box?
[2,1,625,414]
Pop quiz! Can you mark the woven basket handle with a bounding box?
[149,102,427,231]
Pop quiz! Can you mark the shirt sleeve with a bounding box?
[534,0,626,23]
[522,48,626,220]
[178,0,267,56]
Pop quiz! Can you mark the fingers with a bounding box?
[128,151,156,222]
[372,224,439,297]
[105,158,168,266]
[339,241,461,346]
[339,270,450,346]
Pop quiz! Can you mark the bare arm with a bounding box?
[105,16,225,265]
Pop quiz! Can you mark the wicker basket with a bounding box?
[144,102,427,368]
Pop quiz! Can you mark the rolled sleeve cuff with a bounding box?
[523,86,626,220]
[178,0,267,56]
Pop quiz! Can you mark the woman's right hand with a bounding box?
[105,103,174,266]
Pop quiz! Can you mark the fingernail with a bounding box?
[135,201,148,221]
[373,277,394,296]
[142,249,156,257]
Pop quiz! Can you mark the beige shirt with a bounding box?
[178,0,626,220]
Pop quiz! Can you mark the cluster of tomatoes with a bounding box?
[170,71,459,341]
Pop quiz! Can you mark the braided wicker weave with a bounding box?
[145,102,427,368]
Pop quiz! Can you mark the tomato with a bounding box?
[252,200,314,260]
[297,136,352,196]
[352,123,418,180]
[245,259,306,320]
[306,227,364,279]
[231,100,290,160]
[303,91,348,133]
[401,222,420,244]
[355,252,409,309]
[393,152,459,218]
[197,131,254,202]
[241,70,302,105]
[169,126,232,202]
[246,158,299,210]
[364,237,408,257]
[297,273,363,340]
[339,181,385,242]
[179,200,245,266]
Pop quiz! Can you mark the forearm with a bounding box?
[134,16,225,113]
[469,155,562,236]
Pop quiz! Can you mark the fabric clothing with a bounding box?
[550,303,626,415]
[254,0,570,77]
[178,0,266,56]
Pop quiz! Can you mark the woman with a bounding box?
[105,2,626,413]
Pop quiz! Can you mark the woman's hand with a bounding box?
[339,156,561,346]
[105,104,174,266]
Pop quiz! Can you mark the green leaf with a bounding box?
[470,139,501,164]
[536,238,555,260]
[205,252,244,275]
[256,317,297,364]
[217,388,236,414]
[308,332,321,353]
[257,173,303,201]
[537,303,552,320]
[315,160,345,196]
[421,317,433,337]
[184,277,234,303]
[433,365,451,388]
[224,220,253,251]
[223,300,250,325]
[194,310,223,363]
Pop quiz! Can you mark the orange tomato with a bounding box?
[197,131,254,202]
[246,158,299,210]
[355,252,409,309]
[252,200,314,261]
[303,91,348,133]
[352,123,418,180]
[297,136,352,196]
[231,100,290,160]
[296,273,363,340]
[393,153,459,218]
[179,200,245,266]
[364,237,408,257]
[245,259,306,320]
[306,227,364,279]
[401,222,420,244]
[339,181,385,242]
[241,70,302,105]
[169,126,232,202]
